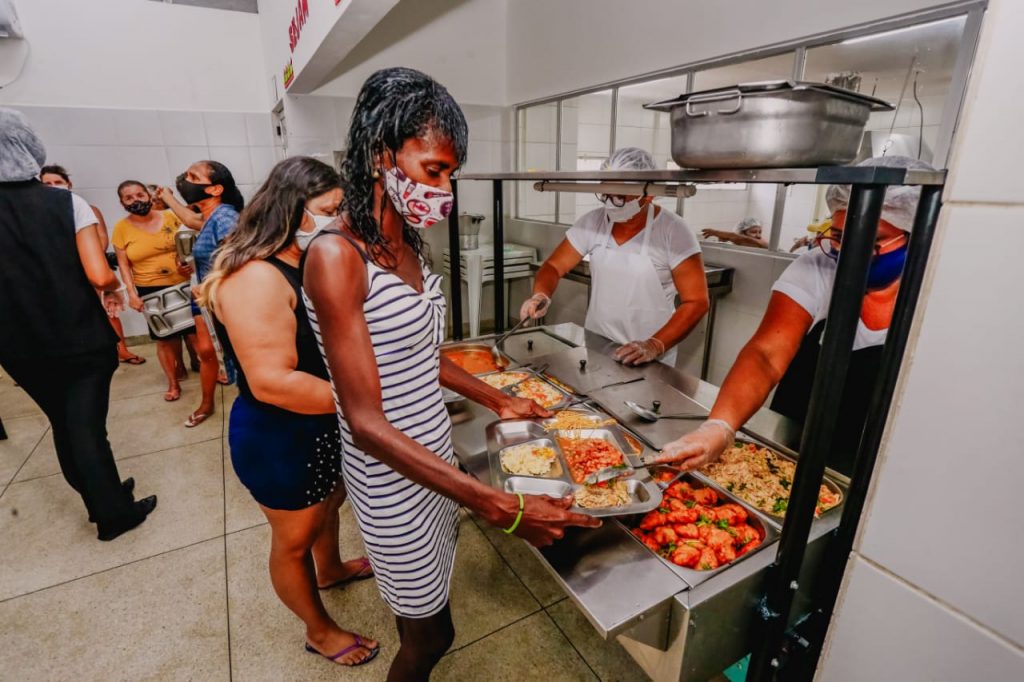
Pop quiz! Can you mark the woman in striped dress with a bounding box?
[303,67,600,682]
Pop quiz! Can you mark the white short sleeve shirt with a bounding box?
[70,192,98,233]
[772,249,888,351]
[566,206,702,301]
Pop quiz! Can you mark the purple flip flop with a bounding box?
[318,557,374,590]
[304,636,380,667]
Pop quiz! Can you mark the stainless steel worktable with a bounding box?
[446,323,844,681]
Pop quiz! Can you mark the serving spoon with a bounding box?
[491,315,531,366]
[625,400,707,423]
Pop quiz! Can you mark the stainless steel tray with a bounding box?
[485,420,662,518]
[439,341,511,375]
[616,474,779,588]
[691,436,846,529]
[481,371,574,411]
[140,282,194,338]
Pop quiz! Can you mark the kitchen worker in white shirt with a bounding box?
[519,147,709,366]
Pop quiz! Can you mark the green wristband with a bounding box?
[503,493,525,535]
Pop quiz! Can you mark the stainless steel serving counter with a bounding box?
[447,323,845,681]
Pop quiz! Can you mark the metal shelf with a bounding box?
[457,166,947,186]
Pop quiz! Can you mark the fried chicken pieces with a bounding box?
[631,481,762,570]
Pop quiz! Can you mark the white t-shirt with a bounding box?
[566,206,702,302]
[772,249,887,351]
[70,192,98,233]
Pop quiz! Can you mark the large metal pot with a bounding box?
[458,213,484,250]
[645,81,893,169]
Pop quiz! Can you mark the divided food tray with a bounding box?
[485,420,662,518]
[140,282,194,338]
[478,370,576,411]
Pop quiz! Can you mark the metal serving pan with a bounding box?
[485,420,662,518]
[140,281,194,338]
[691,436,846,529]
[479,371,575,411]
[439,342,511,375]
[645,80,894,168]
[617,474,779,588]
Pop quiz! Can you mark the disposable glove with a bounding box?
[519,293,551,320]
[653,419,736,470]
[612,337,665,366]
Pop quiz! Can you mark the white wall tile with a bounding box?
[244,112,274,147]
[113,110,163,147]
[944,0,1024,204]
[43,145,121,189]
[203,112,248,147]
[207,146,254,186]
[821,558,1024,681]
[55,108,120,147]
[248,146,276,187]
[113,146,172,188]
[164,146,210,183]
[159,111,207,147]
[858,204,1024,647]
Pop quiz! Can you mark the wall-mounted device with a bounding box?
[0,0,24,39]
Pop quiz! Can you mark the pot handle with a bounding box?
[684,89,743,117]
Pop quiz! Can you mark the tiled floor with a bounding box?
[0,343,652,681]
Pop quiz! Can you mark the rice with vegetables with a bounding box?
[575,479,631,509]
[701,442,842,517]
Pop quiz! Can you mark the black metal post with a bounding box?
[493,179,505,334]
[448,179,463,340]
[748,184,886,681]
[796,185,944,672]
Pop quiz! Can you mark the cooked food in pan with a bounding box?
[631,480,762,571]
[443,348,503,374]
[544,409,616,430]
[512,377,565,408]
[480,371,531,389]
[500,442,561,477]
[541,374,576,395]
[575,479,631,509]
[559,437,625,484]
[700,442,842,517]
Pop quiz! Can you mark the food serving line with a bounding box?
[444,323,841,681]
[444,163,947,680]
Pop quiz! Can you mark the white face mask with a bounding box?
[603,197,643,223]
[295,209,335,252]
[384,166,453,229]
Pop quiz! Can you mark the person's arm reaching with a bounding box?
[156,187,204,230]
[520,238,584,320]
[438,357,551,419]
[614,253,710,366]
[657,292,813,468]
[77,225,119,292]
[217,262,334,414]
[305,234,599,546]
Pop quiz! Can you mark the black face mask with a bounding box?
[176,172,213,205]
[124,200,152,216]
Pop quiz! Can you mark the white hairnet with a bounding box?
[601,147,656,172]
[0,108,47,183]
[825,155,934,232]
[736,217,762,235]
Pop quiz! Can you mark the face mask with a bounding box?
[383,166,453,229]
[824,241,907,289]
[124,200,152,216]
[604,197,643,223]
[295,209,335,252]
[176,173,213,205]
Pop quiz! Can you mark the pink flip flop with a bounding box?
[318,557,374,590]
[304,636,380,667]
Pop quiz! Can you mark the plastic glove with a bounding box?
[613,337,665,366]
[653,419,735,471]
[519,293,551,320]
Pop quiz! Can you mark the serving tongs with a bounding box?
[625,400,707,422]
[583,453,665,486]
[505,362,550,391]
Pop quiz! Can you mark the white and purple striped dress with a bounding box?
[303,240,460,618]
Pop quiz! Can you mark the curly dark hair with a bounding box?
[342,67,468,264]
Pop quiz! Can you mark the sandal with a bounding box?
[120,355,146,365]
[318,557,374,590]
[164,387,181,402]
[304,636,379,667]
[216,371,230,385]
[184,411,212,428]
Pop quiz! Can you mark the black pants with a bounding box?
[1,346,139,530]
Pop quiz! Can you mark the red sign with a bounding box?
[287,0,310,53]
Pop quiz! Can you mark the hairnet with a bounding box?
[0,108,46,183]
[601,147,656,172]
[736,217,762,235]
[825,155,934,232]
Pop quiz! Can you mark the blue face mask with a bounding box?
[825,242,907,289]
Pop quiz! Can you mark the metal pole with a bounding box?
[748,183,886,681]
[799,185,943,670]
[493,179,506,334]
[449,179,463,340]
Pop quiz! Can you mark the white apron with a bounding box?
[584,204,678,366]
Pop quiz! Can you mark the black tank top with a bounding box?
[215,256,330,415]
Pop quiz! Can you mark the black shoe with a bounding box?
[97,495,157,541]
[87,478,136,522]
